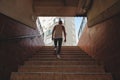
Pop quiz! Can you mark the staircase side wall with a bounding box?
[78,13,120,80]
[0,13,44,80]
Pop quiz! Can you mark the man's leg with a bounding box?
[57,38,63,54]
[54,38,57,50]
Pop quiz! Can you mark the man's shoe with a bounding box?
[57,55,61,59]
[54,48,57,51]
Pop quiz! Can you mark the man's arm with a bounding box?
[52,26,56,40]
[62,26,66,42]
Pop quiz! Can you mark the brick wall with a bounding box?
[0,13,44,80]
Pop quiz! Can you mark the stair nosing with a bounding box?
[19,65,103,68]
[12,72,111,75]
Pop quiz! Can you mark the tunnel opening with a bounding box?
[36,16,87,46]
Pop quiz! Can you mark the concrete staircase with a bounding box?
[10,46,113,80]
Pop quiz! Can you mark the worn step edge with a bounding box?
[18,66,105,72]
[28,58,95,61]
[19,65,104,68]
[10,72,113,79]
[11,72,112,75]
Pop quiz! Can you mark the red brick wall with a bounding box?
[0,13,44,80]
[78,14,120,80]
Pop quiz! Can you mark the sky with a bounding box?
[75,17,83,42]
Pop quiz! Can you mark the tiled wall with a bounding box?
[0,13,44,80]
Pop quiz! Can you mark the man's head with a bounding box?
[59,20,62,24]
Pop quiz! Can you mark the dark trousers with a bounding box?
[54,38,63,54]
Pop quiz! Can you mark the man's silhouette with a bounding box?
[52,20,66,59]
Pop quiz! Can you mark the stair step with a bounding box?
[36,52,85,55]
[19,65,103,67]
[24,61,98,65]
[32,55,92,58]
[39,49,82,51]
[11,72,112,80]
[39,46,81,50]
[35,52,87,55]
[28,58,95,61]
[38,51,84,53]
[39,48,81,50]
[18,66,105,73]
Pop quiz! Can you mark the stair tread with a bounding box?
[25,60,96,62]
[37,51,84,53]
[32,55,92,58]
[12,72,111,74]
[28,58,95,61]
[37,52,86,54]
[19,65,104,67]
[24,61,98,65]
[11,72,112,80]
[18,65,105,73]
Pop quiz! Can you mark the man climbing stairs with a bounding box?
[10,46,113,80]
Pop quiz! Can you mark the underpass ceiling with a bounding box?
[33,0,91,16]
[0,0,92,28]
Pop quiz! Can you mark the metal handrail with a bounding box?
[0,34,42,42]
